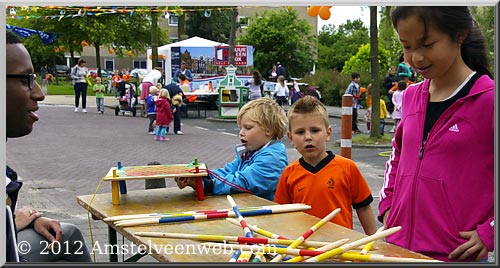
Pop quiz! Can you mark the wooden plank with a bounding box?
[77,188,434,263]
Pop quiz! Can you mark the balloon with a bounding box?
[109,48,114,54]
[307,6,320,17]
[318,6,331,20]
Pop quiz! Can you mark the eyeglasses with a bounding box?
[6,73,37,91]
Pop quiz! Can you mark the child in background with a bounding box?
[154,89,174,141]
[274,96,377,235]
[379,7,494,262]
[363,84,373,132]
[147,86,159,135]
[379,97,389,135]
[92,77,105,114]
[390,81,406,131]
[175,98,289,201]
[111,70,122,99]
[273,75,289,106]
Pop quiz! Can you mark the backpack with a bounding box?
[70,65,78,85]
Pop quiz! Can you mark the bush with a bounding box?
[302,70,351,106]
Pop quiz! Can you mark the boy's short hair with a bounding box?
[397,81,407,91]
[237,98,287,139]
[287,96,329,131]
[351,72,360,79]
[150,87,158,95]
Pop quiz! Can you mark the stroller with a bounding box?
[115,81,138,116]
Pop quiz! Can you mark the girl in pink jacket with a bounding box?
[378,7,494,262]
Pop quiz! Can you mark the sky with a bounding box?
[317,6,377,32]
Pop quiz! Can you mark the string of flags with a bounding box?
[6,6,246,20]
[6,24,59,45]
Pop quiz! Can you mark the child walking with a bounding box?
[272,75,289,106]
[364,83,373,132]
[175,98,288,201]
[390,81,406,131]
[274,96,377,235]
[147,86,159,135]
[92,77,105,114]
[378,7,494,262]
[379,97,389,135]
[154,89,174,141]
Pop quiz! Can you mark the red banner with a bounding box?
[214,46,247,66]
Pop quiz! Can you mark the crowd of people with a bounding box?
[5,6,494,264]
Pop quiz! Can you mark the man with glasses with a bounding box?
[6,30,92,262]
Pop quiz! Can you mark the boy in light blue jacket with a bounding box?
[175,98,288,201]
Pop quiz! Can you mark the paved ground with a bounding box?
[7,95,493,263]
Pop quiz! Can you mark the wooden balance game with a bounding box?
[103,159,207,205]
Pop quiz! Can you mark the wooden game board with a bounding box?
[103,163,207,204]
[103,163,208,181]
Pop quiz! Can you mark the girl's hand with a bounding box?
[448,230,488,261]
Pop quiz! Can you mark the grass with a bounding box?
[46,80,114,96]
[351,133,393,145]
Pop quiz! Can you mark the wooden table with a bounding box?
[77,188,433,263]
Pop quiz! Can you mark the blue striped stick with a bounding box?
[227,195,255,262]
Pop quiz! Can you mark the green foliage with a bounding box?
[317,19,369,72]
[341,43,391,87]
[7,6,168,71]
[237,9,314,78]
[186,7,232,43]
[301,69,351,106]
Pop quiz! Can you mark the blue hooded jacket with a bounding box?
[203,140,288,201]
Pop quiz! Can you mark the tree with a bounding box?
[369,6,381,139]
[186,7,232,43]
[378,6,401,66]
[238,9,314,78]
[341,44,390,84]
[317,19,369,72]
[7,7,168,76]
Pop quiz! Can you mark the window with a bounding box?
[133,60,147,69]
[105,60,114,71]
[169,14,179,26]
[238,16,249,28]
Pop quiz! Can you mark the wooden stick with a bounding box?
[114,204,311,227]
[226,195,254,262]
[290,239,350,262]
[105,203,309,222]
[226,218,288,239]
[270,208,341,262]
[304,226,402,262]
[134,231,346,248]
[201,242,338,257]
[339,252,441,262]
[360,226,385,255]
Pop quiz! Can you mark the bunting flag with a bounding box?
[6,24,59,45]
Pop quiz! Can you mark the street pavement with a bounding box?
[7,95,393,263]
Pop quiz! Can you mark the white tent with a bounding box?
[147,36,227,83]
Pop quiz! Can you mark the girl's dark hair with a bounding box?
[391,6,492,78]
[252,70,262,85]
[6,31,22,44]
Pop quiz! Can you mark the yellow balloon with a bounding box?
[307,6,320,17]
[319,6,331,20]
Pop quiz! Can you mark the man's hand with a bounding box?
[14,207,43,231]
[448,230,488,261]
[33,217,64,243]
[174,177,197,190]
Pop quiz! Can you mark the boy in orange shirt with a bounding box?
[274,96,377,235]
